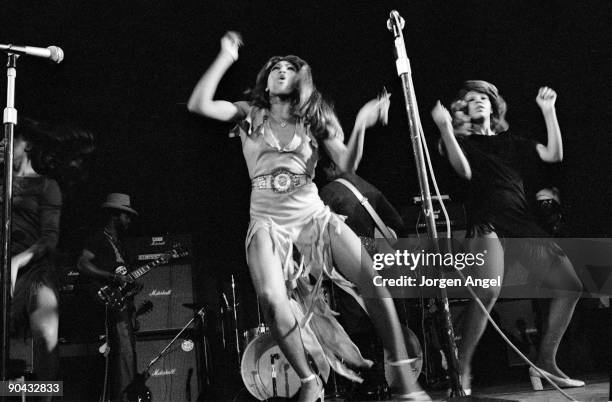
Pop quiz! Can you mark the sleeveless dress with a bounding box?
[231,103,373,382]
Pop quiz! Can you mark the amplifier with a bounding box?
[59,341,105,401]
[125,234,193,263]
[126,235,194,333]
[136,332,200,402]
[59,280,106,342]
[402,197,466,233]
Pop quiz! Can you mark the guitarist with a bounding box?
[320,160,407,400]
[77,193,138,402]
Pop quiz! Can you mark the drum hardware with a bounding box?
[219,292,232,350]
[256,294,262,328]
[270,353,280,398]
[231,274,240,365]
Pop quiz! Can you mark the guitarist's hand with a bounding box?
[113,273,134,286]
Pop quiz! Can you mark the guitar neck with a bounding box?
[128,257,166,280]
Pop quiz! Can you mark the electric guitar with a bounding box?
[97,243,188,311]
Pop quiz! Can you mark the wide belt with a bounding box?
[251,169,311,193]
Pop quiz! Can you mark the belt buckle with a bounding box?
[271,169,293,193]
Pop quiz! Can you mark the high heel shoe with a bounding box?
[297,373,324,402]
[528,366,585,391]
[387,359,432,401]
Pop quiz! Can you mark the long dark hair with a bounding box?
[247,55,343,141]
[16,117,95,189]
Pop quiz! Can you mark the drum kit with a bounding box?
[224,276,425,401]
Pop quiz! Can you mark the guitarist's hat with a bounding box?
[101,193,138,216]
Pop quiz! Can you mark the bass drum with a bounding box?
[240,332,301,400]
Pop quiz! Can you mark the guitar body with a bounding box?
[96,265,137,311]
[97,283,136,311]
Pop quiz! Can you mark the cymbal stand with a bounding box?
[231,274,240,365]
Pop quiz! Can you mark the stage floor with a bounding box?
[441,373,608,402]
[326,373,609,402]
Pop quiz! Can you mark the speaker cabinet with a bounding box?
[136,333,200,402]
[126,235,194,333]
[59,281,106,342]
[59,342,105,401]
[402,197,467,233]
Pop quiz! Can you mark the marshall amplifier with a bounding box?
[136,332,200,402]
[402,195,467,234]
[126,234,194,333]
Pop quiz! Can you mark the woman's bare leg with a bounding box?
[247,230,320,401]
[328,221,423,394]
[456,232,504,390]
[533,254,582,378]
[29,285,59,402]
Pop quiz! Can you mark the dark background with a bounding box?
[1,0,611,300]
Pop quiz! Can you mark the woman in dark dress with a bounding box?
[7,118,93,388]
[431,81,583,393]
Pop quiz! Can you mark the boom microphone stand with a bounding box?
[386,10,464,396]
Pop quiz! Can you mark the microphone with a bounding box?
[386,10,410,77]
[0,44,64,64]
[386,10,405,37]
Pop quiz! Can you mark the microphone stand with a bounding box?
[1,53,18,382]
[386,11,464,397]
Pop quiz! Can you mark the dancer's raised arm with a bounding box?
[432,101,472,179]
[326,92,391,174]
[534,87,563,162]
[187,31,245,122]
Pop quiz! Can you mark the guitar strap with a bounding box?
[333,178,395,241]
[103,229,126,265]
